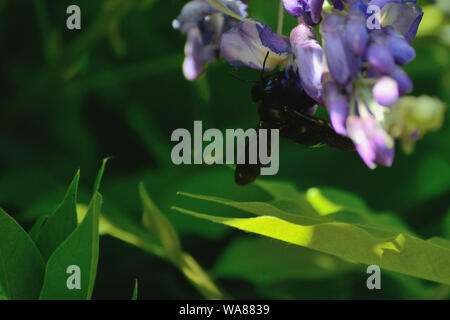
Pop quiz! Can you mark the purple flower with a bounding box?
[377,1,423,42]
[344,8,368,58]
[384,27,416,65]
[282,0,327,25]
[346,115,395,169]
[173,0,248,80]
[290,23,324,99]
[315,0,423,169]
[372,76,399,106]
[320,14,356,85]
[390,67,413,94]
[220,21,291,71]
[220,20,324,101]
[323,73,349,135]
[282,0,310,17]
[367,42,395,75]
[330,0,345,10]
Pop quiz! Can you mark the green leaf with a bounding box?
[101,207,225,300]
[39,193,102,300]
[198,179,414,236]
[29,214,49,242]
[139,182,183,265]
[444,208,450,239]
[101,182,225,300]
[305,187,414,235]
[0,284,7,300]
[36,171,80,260]
[93,157,110,194]
[0,208,45,299]
[176,188,411,238]
[205,0,256,24]
[131,279,138,300]
[173,184,450,285]
[159,168,267,239]
[212,237,355,285]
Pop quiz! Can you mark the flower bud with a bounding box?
[372,76,399,106]
[290,23,324,99]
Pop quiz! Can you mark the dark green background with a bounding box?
[0,0,448,299]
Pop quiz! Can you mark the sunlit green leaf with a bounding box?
[36,171,79,260]
[305,187,414,235]
[173,185,450,285]
[258,180,411,234]
[0,208,45,299]
[177,185,413,237]
[39,193,102,300]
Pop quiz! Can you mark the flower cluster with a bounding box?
[173,0,446,169]
[172,0,248,80]
[318,0,424,168]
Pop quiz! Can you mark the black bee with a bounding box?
[235,54,355,186]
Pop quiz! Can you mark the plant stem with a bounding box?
[277,0,284,35]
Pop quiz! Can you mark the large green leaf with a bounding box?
[173,182,450,285]
[36,171,80,260]
[39,193,102,300]
[258,180,414,235]
[0,208,45,299]
[179,179,415,237]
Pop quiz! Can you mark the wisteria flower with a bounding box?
[318,0,424,168]
[220,20,324,100]
[172,0,248,80]
[346,115,395,169]
[173,0,446,172]
[282,0,344,25]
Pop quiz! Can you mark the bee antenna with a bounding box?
[261,51,270,80]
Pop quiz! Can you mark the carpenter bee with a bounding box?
[235,53,355,186]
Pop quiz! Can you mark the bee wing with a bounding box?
[282,107,355,151]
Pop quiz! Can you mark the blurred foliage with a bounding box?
[0,0,448,299]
